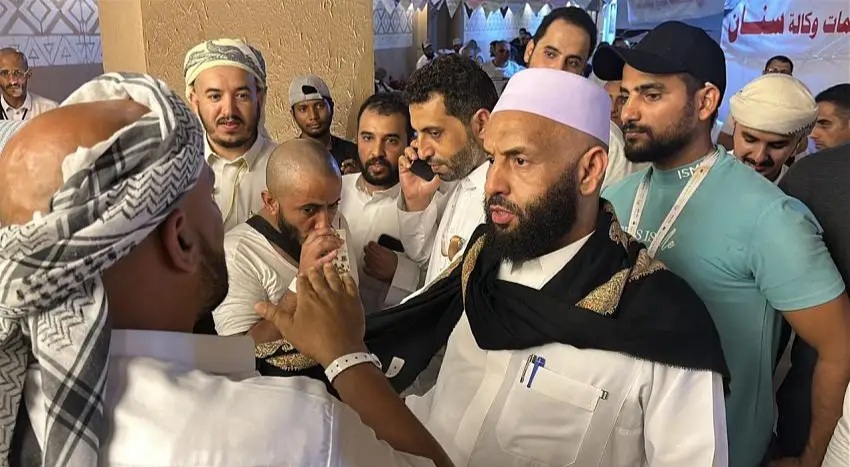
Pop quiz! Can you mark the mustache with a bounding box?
[365,157,391,168]
[741,156,775,168]
[486,195,521,215]
[622,123,652,135]
[216,115,243,125]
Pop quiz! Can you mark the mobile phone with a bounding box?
[378,234,405,253]
[409,158,436,181]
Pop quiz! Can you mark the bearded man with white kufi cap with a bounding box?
[183,38,277,231]
[276,67,730,466]
[729,73,818,183]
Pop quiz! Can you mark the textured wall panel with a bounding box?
[373,0,414,50]
[101,0,373,141]
[0,0,102,67]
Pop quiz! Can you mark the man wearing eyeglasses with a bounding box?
[0,48,57,121]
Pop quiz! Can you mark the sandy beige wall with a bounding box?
[98,0,374,141]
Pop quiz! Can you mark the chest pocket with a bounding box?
[495,364,607,466]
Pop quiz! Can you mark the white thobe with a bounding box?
[398,162,488,287]
[213,215,359,336]
[405,235,729,467]
[416,55,432,70]
[24,330,434,466]
[340,174,423,313]
[206,135,275,232]
[1,93,57,120]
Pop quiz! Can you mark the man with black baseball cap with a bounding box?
[598,21,850,467]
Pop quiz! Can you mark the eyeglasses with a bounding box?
[0,70,29,79]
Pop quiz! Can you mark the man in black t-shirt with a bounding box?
[288,75,359,174]
[777,144,850,458]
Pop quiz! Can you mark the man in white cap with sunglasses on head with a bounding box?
[289,74,359,174]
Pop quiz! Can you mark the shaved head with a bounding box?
[266,138,341,195]
[261,138,343,246]
[0,100,150,225]
[0,47,27,68]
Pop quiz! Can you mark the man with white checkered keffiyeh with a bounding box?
[0,72,453,467]
[0,72,205,467]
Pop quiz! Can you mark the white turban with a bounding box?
[183,38,270,139]
[730,74,818,136]
[0,73,204,466]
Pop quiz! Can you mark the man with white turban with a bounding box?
[729,73,818,183]
[183,38,276,231]
[0,72,451,467]
[262,68,730,466]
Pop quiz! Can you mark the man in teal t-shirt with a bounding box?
[594,22,850,467]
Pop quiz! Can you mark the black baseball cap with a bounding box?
[593,21,727,100]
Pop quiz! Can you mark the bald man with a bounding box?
[212,138,360,346]
[0,73,449,467]
[0,48,57,121]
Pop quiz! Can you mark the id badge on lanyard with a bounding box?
[627,149,720,257]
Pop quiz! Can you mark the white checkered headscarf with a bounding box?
[0,72,204,466]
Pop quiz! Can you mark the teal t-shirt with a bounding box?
[603,151,845,467]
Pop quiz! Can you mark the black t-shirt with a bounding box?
[330,135,359,169]
[775,143,850,457]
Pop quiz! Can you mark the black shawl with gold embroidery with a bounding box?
[364,202,730,393]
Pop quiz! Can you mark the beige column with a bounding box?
[97,0,374,140]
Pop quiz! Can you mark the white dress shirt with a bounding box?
[481,60,525,95]
[24,330,433,466]
[213,216,359,336]
[603,122,648,189]
[405,235,729,467]
[206,135,275,232]
[416,55,432,70]
[823,383,850,467]
[399,162,488,287]
[340,174,422,313]
[1,92,57,120]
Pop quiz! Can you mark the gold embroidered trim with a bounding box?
[577,206,669,315]
[576,269,629,315]
[256,339,319,371]
[266,353,319,371]
[461,236,486,308]
[255,339,289,358]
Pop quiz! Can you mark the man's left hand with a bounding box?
[363,242,398,283]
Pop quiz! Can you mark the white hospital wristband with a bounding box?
[325,352,382,384]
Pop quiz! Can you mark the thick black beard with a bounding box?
[361,157,400,188]
[277,213,304,259]
[433,133,486,182]
[199,237,229,318]
[622,101,696,164]
[483,167,580,263]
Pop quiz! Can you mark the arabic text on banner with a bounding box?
[719,0,850,124]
